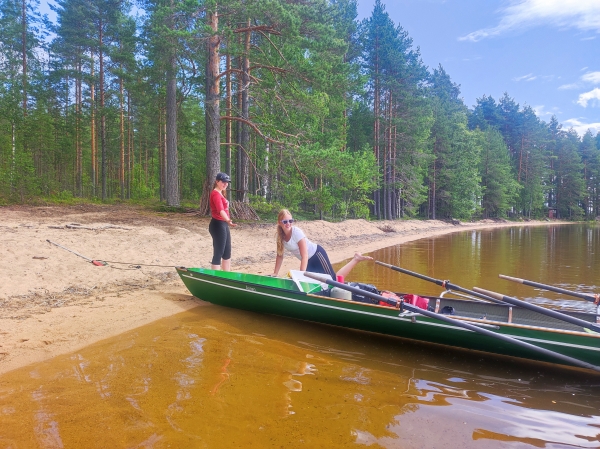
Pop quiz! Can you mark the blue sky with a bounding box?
[40,0,600,136]
[356,0,600,136]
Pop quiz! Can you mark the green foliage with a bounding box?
[249,194,284,217]
[555,130,586,219]
[287,143,378,219]
[478,128,521,218]
[0,0,597,222]
[443,125,482,220]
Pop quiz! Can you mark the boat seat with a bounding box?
[289,270,331,293]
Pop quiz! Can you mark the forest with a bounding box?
[1,0,600,221]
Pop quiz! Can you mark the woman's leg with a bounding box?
[221,226,232,271]
[306,245,336,277]
[209,219,228,269]
[335,253,373,279]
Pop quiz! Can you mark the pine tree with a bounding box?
[478,128,520,218]
[427,65,468,219]
[555,130,586,219]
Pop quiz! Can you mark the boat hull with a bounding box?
[176,267,600,371]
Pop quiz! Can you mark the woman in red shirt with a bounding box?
[209,172,236,270]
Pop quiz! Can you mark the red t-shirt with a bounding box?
[210,189,230,221]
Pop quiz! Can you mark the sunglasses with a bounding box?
[281,219,294,225]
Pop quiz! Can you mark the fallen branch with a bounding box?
[49,224,132,231]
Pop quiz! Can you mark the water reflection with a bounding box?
[1,305,599,448]
[346,223,600,313]
[1,224,600,448]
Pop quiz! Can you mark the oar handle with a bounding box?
[304,272,600,373]
[499,274,599,304]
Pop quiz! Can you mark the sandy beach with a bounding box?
[0,204,557,375]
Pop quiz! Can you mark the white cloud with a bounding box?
[563,118,600,135]
[581,72,600,84]
[459,0,600,42]
[577,88,600,107]
[558,83,579,90]
[533,105,560,117]
[558,72,600,91]
[513,73,537,82]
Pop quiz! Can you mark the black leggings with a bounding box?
[209,218,231,266]
[306,245,335,277]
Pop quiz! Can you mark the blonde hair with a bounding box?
[275,208,292,256]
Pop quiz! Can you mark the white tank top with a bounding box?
[283,226,317,259]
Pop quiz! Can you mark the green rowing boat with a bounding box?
[176,267,600,373]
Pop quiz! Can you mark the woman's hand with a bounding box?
[298,238,309,271]
[273,254,283,277]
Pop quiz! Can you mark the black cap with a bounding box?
[216,172,231,182]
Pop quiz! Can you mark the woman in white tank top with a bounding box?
[271,209,372,278]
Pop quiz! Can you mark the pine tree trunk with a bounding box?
[127,91,132,199]
[76,57,82,197]
[225,43,232,180]
[166,53,180,206]
[238,22,251,203]
[120,73,125,200]
[21,0,27,115]
[200,8,221,215]
[373,59,380,219]
[99,22,107,200]
[90,52,96,197]
[235,48,243,201]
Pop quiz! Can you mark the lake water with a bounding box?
[1,223,599,448]
[352,223,600,314]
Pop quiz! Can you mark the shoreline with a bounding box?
[0,205,567,375]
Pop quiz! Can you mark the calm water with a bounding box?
[1,224,600,448]
[349,223,600,314]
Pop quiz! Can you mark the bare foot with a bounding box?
[353,253,373,262]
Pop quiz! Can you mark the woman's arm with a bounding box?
[273,254,284,276]
[298,238,309,271]
[219,209,236,226]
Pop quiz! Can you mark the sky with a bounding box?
[356,0,600,136]
[39,0,600,137]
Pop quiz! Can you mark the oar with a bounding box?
[376,260,600,335]
[303,271,600,373]
[472,287,600,333]
[375,261,507,305]
[499,274,600,305]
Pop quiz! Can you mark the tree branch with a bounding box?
[220,115,298,146]
[234,25,281,35]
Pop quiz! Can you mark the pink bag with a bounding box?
[403,294,429,310]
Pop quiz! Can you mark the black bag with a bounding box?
[440,306,455,315]
[348,282,380,304]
